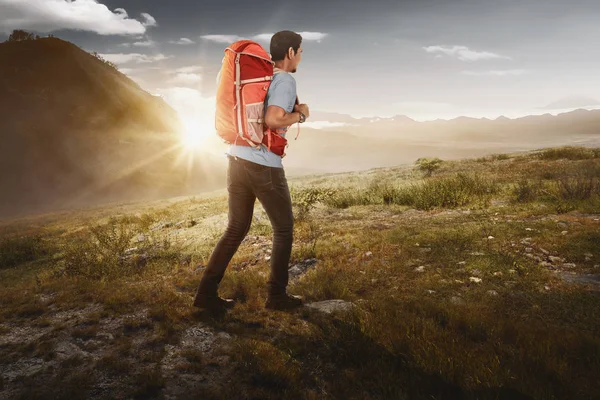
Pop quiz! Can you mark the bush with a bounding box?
[538,146,598,161]
[290,187,336,221]
[415,157,443,177]
[0,234,49,269]
[60,215,177,281]
[394,173,499,210]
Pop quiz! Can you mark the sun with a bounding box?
[179,115,214,149]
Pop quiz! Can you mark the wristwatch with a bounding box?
[298,111,306,123]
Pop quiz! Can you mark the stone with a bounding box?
[365,251,373,257]
[306,300,354,314]
[561,231,568,235]
[288,258,319,280]
[414,266,425,273]
[450,296,465,305]
[549,256,564,263]
[487,290,499,296]
[469,277,482,283]
[562,263,576,269]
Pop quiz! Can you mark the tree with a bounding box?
[91,51,119,71]
[8,30,36,42]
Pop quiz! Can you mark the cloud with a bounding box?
[168,73,203,85]
[462,69,528,76]
[424,45,511,62]
[200,31,329,44]
[199,34,242,44]
[0,0,157,36]
[169,37,195,45]
[173,66,203,74]
[120,39,156,48]
[98,52,171,64]
[140,12,156,27]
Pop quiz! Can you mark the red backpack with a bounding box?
[215,40,298,157]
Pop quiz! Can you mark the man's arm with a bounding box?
[265,106,300,129]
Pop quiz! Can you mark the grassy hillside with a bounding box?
[0,145,599,399]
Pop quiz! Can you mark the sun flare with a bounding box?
[180,115,214,149]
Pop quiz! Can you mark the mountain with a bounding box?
[283,108,600,175]
[0,37,223,218]
[541,96,600,110]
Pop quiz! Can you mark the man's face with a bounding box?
[290,45,303,73]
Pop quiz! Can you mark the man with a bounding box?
[193,30,310,312]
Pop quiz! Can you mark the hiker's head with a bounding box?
[270,31,303,73]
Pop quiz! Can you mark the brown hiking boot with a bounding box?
[265,293,304,310]
[193,295,235,313]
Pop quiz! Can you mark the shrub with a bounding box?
[538,146,597,161]
[415,157,443,177]
[290,187,336,221]
[0,235,49,269]
[394,173,499,210]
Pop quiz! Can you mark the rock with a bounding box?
[414,266,425,273]
[558,273,600,290]
[470,269,482,277]
[426,290,436,294]
[539,261,552,268]
[557,222,568,228]
[97,332,114,341]
[562,263,576,269]
[365,251,373,257]
[288,258,319,280]
[525,247,533,253]
[544,285,551,291]
[487,290,499,296]
[493,271,503,277]
[469,277,482,283]
[450,296,465,305]
[487,236,495,240]
[508,269,516,275]
[561,231,568,235]
[54,341,90,360]
[525,228,533,231]
[306,300,354,314]
[265,256,271,261]
[540,248,550,255]
[457,261,466,265]
[470,251,485,256]
[549,256,564,263]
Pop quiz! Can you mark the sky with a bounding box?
[1,0,600,123]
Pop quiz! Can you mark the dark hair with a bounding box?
[270,31,302,61]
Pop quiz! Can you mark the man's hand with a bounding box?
[294,103,310,118]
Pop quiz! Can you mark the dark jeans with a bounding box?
[193,155,294,302]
